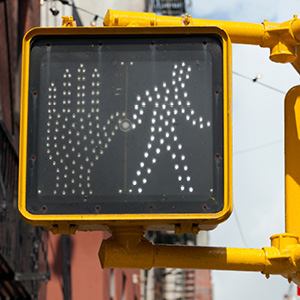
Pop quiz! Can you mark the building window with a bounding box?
[110,269,114,300]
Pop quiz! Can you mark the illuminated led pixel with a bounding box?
[23,33,226,216]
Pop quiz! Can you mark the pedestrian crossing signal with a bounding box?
[19,26,232,233]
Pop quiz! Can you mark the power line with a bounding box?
[43,0,105,23]
[233,208,249,248]
[233,71,286,94]
[234,139,283,155]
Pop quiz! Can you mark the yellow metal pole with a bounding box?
[153,245,267,271]
[285,86,300,236]
[99,228,300,279]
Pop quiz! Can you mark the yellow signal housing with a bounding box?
[19,26,232,234]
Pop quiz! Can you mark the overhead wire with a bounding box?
[45,0,104,20]
[233,71,286,94]
[233,207,249,248]
[234,139,283,155]
[232,70,285,155]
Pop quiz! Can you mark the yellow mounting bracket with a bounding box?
[181,13,193,26]
[103,10,300,74]
[262,16,300,63]
[62,16,77,27]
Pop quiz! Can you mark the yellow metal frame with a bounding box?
[19,26,232,234]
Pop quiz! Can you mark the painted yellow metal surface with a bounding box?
[99,227,300,283]
[285,86,300,237]
[62,16,76,27]
[104,10,300,72]
[18,26,232,234]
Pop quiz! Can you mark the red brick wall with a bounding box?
[47,231,140,300]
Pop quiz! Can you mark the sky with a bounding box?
[187,0,300,299]
[42,0,300,298]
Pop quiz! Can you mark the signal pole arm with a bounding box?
[103,10,300,75]
[99,227,300,285]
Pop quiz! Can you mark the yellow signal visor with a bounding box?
[19,26,232,232]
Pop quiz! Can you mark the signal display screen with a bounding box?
[26,34,224,215]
